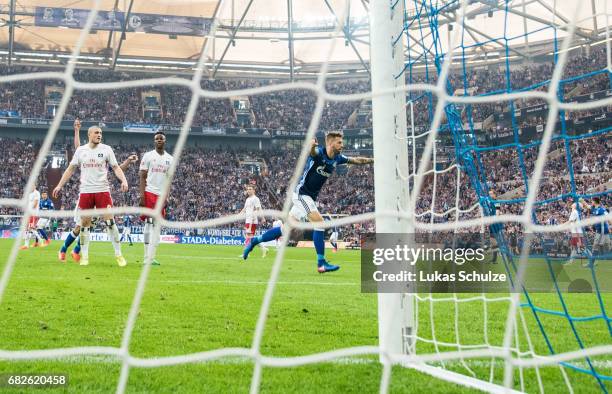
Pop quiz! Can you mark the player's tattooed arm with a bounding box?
[139,169,147,206]
[73,119,81,149]
[52,164,78,198]
[347,157,374,165]
[112,165,129,192]
[120,154,139,172]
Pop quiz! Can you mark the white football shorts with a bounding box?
[289,193,319,221]
[36,217,49,229]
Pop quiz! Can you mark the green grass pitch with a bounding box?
[0,239,609,393]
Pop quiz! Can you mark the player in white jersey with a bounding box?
[139,131,173,265]
[58,119,137,263]
[20,185,43,249]
[239,185,268,257]
[53,125,129,267]
[565,199,588,265]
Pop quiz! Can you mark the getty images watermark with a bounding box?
[360,233,611,293]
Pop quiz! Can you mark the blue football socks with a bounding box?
[313,229,326,264]
[61,230,77,253]
[243,226,282,260]
[260,226,282,243]
[38,229,48,241]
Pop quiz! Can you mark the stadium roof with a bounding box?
[0,0,608,78]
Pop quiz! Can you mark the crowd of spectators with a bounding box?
[0,67,369,131]
[0,44,610,242]
[0,45,610,135]
[0,128,608,243]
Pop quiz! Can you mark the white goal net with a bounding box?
[0,0,611,393]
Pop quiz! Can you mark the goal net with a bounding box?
[0,0,610,393]
[375,0,611,392]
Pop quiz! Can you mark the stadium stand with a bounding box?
[0,45,610,243]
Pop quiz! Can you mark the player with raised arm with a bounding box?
[58,119,137,262]
[20,185,42,250]
[243,131,374,273]
[565,198,589,265]
[53,125,129,267]
[239,185,268,258]
[139,131,173,266]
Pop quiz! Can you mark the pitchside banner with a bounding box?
[361,233,611,294]
[179,235,245,246]
[35,7,212,37]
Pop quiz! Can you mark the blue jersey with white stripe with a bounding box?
[39,198,54,211]
[295,146,349,200]
[591,206,609,234]
[123,215,132,227]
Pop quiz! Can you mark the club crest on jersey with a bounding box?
[98,153,104,158]
[316,165,331,177]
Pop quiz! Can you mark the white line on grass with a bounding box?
[22,250,355,264]
[9,276,360,287]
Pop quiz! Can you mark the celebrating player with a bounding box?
[139,131,173,266]
[239,185,268,258]
[53,125,129,267]
[58,119,137,263]
[243,131,374,273]
[20,185,42,250]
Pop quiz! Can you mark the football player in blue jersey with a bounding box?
[120,215,134,246]
[243,131,373,273]
[589,197,610,264]
[36,191,54,247]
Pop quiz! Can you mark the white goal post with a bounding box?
[369,0,415,364]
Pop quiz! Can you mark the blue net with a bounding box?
[402,0,611,391]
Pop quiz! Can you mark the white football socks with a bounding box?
[148,222,160,262]
[143,221,152,263]
[80,227,90,259]
[107,222,122,257]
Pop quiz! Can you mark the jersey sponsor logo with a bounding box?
[98,153,104,158]
[82,161,105,168]
[315,165,331,177]
[151,165,168,173]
